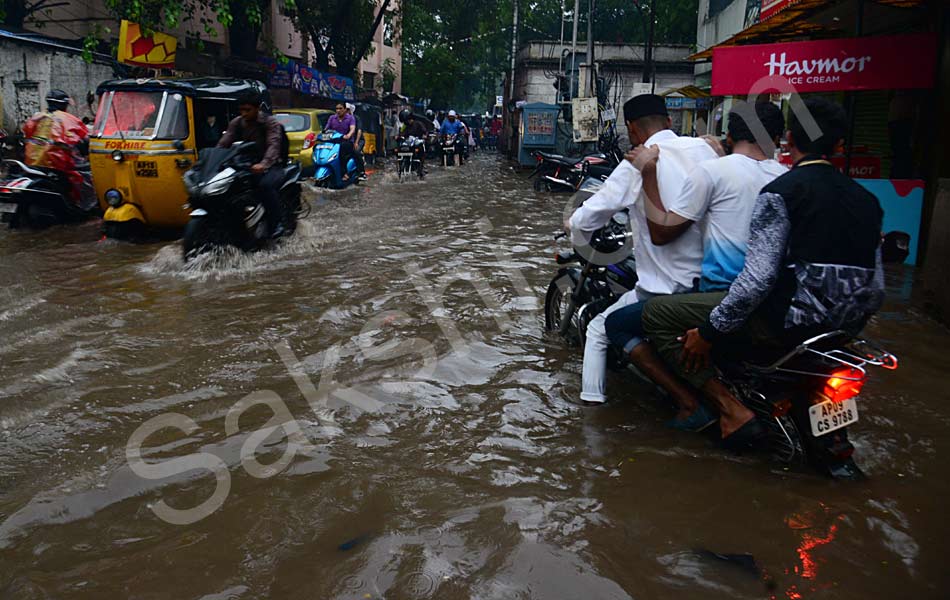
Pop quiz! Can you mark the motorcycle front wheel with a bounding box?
[182,218,213,261]
[544,276,580,346]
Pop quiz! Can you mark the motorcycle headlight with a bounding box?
[203,167,236,196]
[105,188,122,207]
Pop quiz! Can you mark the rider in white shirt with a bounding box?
[568,94,719,406]
[604,102,788,430]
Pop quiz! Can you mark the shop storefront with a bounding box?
[689,0,946,267]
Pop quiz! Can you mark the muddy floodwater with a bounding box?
[1,154,949,599]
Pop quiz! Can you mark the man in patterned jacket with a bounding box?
[641,97,885,448]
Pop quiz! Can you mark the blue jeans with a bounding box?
[604,298,655,354]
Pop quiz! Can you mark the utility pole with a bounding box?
[509,0,519,101]
[586,0,595,97]
[642,0,656,91]
[557,0,566,88]
[569,0,579,101]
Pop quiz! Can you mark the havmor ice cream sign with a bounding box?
[711,33,936,95]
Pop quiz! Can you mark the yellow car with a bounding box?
[273,108,333,175]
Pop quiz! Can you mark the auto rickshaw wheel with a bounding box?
[103,219,145,241]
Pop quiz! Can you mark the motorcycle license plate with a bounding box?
[808,397,858,436]
[0,202,16,214]
[398,153,413,158]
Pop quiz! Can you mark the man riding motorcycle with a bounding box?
[21,89,94,208]
[216,91,287,238]
[568,94,719,407]
[604,102,788,431]
[640,97,886,449]
[440,110,469,164]
[346,102,369,178]
[399,109,429,171]
[426,109,440,133]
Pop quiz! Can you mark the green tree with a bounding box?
[100,0,392,74]
[290,0,385,75]
[402,0,698,110]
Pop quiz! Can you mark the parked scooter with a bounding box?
[181,142,302,260]
[530,130,623,192]
[0,156,99,229]
[396,136,426,180]
[309,131,359,189]
[544,178,899,479]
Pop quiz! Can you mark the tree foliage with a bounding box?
[290,0,383,75]
[402,0,698,111]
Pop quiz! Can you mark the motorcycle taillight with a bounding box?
[823,368,865,403]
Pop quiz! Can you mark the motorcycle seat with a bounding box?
[3,159,53,178]
[535,151,583,165]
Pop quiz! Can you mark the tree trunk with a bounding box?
[306,24,331,71]
[339,0,391,77]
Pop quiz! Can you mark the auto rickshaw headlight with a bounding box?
[111,150,124,162]
[105,189,123,207]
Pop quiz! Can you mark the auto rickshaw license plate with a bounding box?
[135,161,158,177]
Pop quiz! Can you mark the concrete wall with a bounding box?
[0,38,117,131]
[694,0,750,82]
[513,42,695,106]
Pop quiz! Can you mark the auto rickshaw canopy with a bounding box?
[95,78,269,103]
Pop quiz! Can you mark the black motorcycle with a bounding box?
[181,143,302,260]
[424,131,440,161]
[545,179,899,479]
[530,131,622,193]
[396,136,426,181]
[0,157,99,228]
[440,133,464,167]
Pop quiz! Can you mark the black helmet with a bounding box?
[399,109,412,124]
[425,109,434,119]
[46,89,71,111]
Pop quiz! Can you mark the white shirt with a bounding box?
[569,130,719,295]
[667,153,788,291]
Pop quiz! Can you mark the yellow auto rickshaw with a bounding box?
[89,78,269,238]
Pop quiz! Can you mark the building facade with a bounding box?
[358,1,402,96]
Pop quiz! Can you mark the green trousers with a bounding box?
[641,292,779,389]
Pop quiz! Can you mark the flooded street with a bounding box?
[1,154,948,599]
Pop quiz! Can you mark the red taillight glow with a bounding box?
[302,132,317,150]
[771,398,792,418]
[823,368,865,403]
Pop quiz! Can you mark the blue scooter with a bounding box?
[310,131,359,189]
